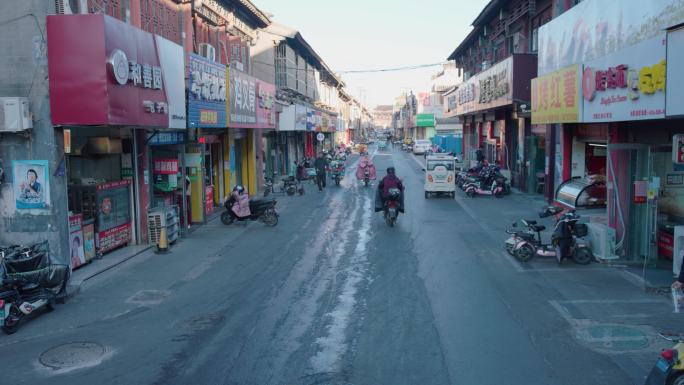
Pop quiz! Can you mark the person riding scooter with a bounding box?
[231,185,251,218]
[375,167,405,213]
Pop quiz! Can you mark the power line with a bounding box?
[251,60,448,74]
[337,62,448,74]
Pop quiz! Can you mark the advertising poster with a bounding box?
[83,222,96,262]
[69,214,85,269]
[295,104,307,131]
[96,180,132,254]
[13,160,50,210]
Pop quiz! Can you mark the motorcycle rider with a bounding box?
[314,152,328,192]
[231,185,251,218]
[376,167,404,213]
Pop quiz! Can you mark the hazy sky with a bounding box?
[253,0,490,108]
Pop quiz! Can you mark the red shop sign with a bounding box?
[47,14,184,128]
[153,159,179,175]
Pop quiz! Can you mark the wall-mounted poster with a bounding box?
[13,160,50,210]
[69,214,85,269]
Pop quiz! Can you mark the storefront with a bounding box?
[228,68,276,195]
[534,0,683,270]
[416,114,434,140]
[187,53,227,220]
[47,14,186,267]
[455,55,537,188]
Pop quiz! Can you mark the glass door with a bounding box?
[609,144,661,288]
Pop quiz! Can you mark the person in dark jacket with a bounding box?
[376,167,404,213]
[313,153,328,191]
[476,145,485,164]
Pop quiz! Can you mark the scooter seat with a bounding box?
[523,219,538,225]
[530,225,546,232]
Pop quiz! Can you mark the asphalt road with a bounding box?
[0,145,663,385]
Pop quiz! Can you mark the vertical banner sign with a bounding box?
[188,53,226,128]
[64,128,72,153]
[228,69,257,127]
[673,134,684,165]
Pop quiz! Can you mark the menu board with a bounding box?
[96,180,132,253]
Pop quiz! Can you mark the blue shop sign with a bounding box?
[187,53,227,128]
[148,132,186,145]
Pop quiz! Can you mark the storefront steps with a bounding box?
[66,209,228,299]
[64,196,296,300]
[67,244,154,299]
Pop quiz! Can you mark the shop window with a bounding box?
[531,28,539,52]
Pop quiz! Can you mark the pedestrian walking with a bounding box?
[314,152,328,192]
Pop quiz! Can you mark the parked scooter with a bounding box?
[384,188,402,227]
[0,242,70,334]
[644,333,684,385]
[512,206,593,265]
[263,174,302,197]
[504,220,538,256]
[221,192,279,227]
[462,173,505,198]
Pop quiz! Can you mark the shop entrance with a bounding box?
[66,129,134,270]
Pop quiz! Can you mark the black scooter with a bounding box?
[384,188,402,227]
[220,196,279,227]
[0,242,70,334]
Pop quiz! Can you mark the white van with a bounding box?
[424,154,456,199]
[412,139,432,155]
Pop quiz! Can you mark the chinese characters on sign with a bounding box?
[455,56,514,115]
[189,58,226,103]
[531,65,580,124]
[229,69,257,125]
[479,69,509,104]
[581,35,666,122]
[457,84,476,106]
[188,53,227,128]
[108,48,167,115]
[153,159,179,175]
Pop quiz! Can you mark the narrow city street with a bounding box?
[0,146,672,385]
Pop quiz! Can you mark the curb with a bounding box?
[65,245,154,300]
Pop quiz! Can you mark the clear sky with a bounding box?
[252,0,490,108]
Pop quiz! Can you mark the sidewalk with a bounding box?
[67,215,222,298]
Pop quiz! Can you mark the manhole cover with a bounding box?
[39,342,106,370]
[577,324,651,352]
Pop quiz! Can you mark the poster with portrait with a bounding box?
[69,214,85,269]
[13,160,50,210]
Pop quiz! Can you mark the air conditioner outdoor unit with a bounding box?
[55,0,87,14]
[586,222,617,260]
[199,43,216,62]
[0,97,32,132]
[147,206,179,245]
